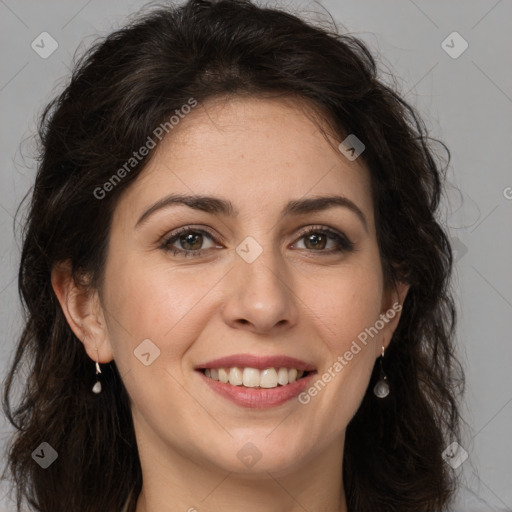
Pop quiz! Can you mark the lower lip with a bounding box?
[198,371,316,409]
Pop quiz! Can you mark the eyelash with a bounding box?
[160,225,355,258]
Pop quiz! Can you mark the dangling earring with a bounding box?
[92,360,102,394]
[373,345,390,398]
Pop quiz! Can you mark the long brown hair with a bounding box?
[2,1,464,511]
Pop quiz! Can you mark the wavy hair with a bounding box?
[2,1,464,511]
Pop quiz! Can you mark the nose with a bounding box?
[221,245,299,335]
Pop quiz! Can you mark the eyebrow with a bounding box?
[135,193,368,231]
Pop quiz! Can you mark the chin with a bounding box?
[201,435,312,476]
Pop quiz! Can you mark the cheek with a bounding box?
[304,260,384,356]
[100,258,217,419]
[102,254,221,359]
[300,264,384,428]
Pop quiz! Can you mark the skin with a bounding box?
[52,95,408,512]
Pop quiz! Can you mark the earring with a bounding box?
[373,345,390,398]
[92,361,102,394]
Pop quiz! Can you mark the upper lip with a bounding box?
[195,354,316,372]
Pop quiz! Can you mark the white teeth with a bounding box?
[242,368,260,387]
[218,368,229,383]
[203,366,308,388]
[228,367,243,386]
[260,368,278,388]
[277,367,289,386]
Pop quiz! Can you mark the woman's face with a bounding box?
[95,96,405,476]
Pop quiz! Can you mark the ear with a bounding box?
[376,279,410,358]
[51,261,114,364]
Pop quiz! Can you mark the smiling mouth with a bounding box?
[200,367,311,389]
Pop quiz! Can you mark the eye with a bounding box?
[293,226,354,254]
[160,227,219,257]
[160,225,354,258]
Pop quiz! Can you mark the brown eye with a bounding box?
[177,231,204,251]
[303,232,328,250]
[294,227,354,254]
[161,227,218,257]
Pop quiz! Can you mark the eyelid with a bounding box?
[292,225,355,251]
[159,226,219,250]
[160,224,354,256]
[159,224,220,242]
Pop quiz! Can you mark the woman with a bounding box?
[2,0,465,511]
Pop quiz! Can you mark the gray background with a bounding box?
[1,0,511,510]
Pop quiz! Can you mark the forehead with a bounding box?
[114,95,374,230]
